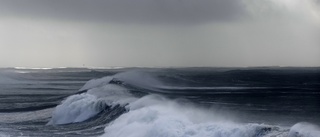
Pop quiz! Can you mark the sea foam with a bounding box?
[47,93,100,125]
[288,122,320,137]
[48,77,136,125]
[102,95,287,137]
[47,71,320,137]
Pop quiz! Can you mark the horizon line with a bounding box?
[1,66,320,70]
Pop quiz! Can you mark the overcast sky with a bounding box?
[0,0,319,68]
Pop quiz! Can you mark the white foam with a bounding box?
[14,67,53,70]
[101,95,287,137]
[288,122,320,137]
[47,94,101,125]
[48,83,136,125]
[50,71,320,137]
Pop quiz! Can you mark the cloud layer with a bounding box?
[0,0,319,67]
[0,0,248,24]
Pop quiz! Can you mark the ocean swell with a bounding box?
[47,70,320,137]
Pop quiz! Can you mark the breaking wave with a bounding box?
[48,70,320,137]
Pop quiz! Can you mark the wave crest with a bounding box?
[47,70,320,137]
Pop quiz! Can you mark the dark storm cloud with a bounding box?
[0,0,246,24]
[317,0,320,7]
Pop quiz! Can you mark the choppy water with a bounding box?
[0,67,319,137]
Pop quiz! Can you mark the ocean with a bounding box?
[0,67,319,137]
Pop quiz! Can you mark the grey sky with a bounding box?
[0,0,319,67]
[0,0,246,24]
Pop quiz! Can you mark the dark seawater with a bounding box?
[0,67,319,137]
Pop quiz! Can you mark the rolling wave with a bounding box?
[46,70,320,137]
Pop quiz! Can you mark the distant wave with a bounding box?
[13,67,54,70]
